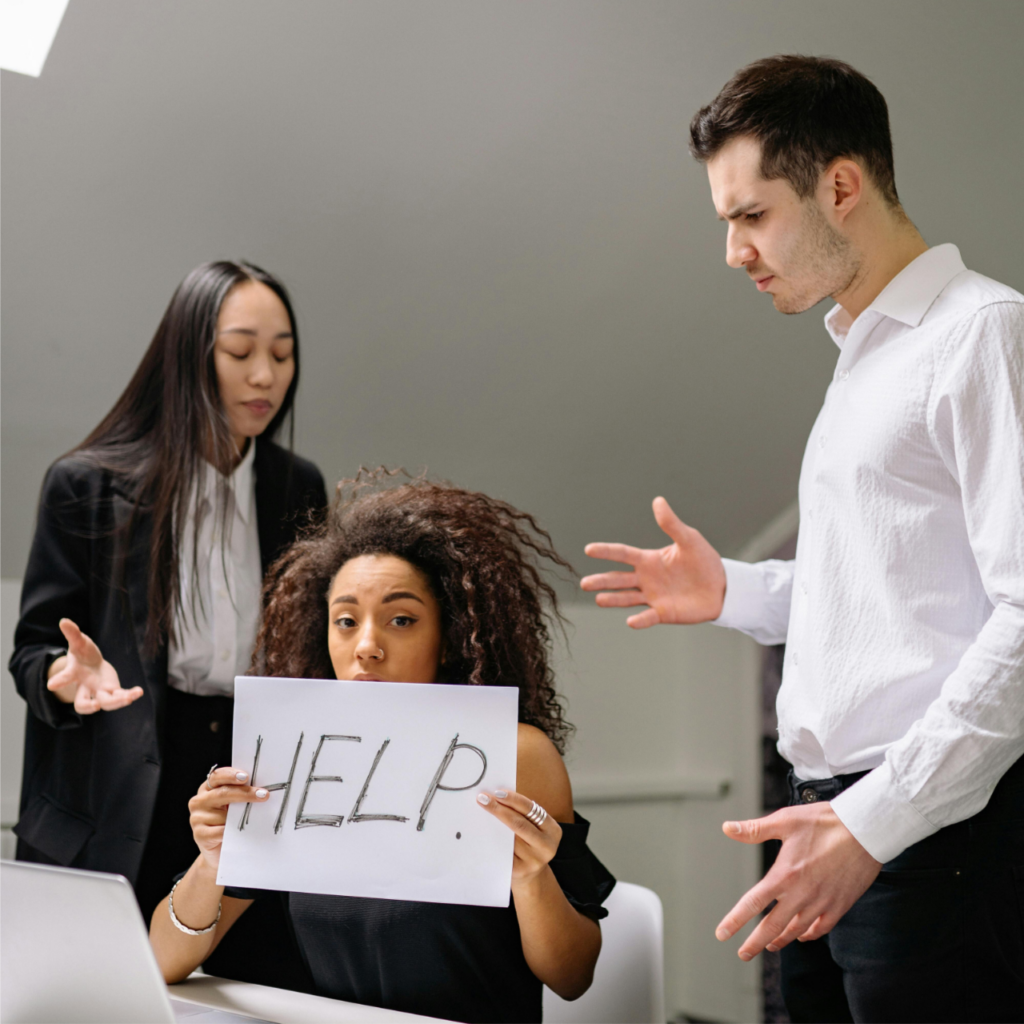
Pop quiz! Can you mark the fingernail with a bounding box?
[739,951,753,962]
[235,772,248,782]
[766,944,778,953]
[494,789,508,798]
[477,793,491,805]
[255,789,268,799]
[715,927,730,941]
[725,821,741,834]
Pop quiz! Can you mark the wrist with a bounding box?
[511,863,554,900]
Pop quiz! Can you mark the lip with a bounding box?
[243,400,272,416]
[754,275,774,292]
[352,672,386,682]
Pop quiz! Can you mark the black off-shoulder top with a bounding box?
[222,812,614,1024]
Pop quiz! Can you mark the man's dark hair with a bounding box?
[690,55,900,207]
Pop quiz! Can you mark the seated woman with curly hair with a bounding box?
[150,474,615,1023]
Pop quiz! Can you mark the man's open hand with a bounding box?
[715,802,882,960]
[581,496,727,628]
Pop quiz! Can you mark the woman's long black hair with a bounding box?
[71,260,301,651]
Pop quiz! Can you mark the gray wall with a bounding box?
[4,0,1022,584]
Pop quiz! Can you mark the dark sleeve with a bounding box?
[171,870,273,902]
[222,885,276,900]
[549,812,616,921]
[8,460,94,731]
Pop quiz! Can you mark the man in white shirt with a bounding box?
[582,56,1023,1022]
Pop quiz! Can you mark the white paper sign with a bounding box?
[217,677,519,907]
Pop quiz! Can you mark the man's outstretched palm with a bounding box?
[581,496,727,628]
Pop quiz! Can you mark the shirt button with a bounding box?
[218,588,228,599]
[837,369,850,381]
[792,651,799,666]
[801,788,819,803]
[209,721,220,733]
[802,582,808,595]
[819,435,827,449]
[220,650,231,661]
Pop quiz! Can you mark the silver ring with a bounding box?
[373,648,384,660]
[205,764,219,790]
[525,800,548,829]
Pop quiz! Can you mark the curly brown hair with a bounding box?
[253,470,575,752]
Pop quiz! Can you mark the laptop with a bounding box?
[1,860,266,1023]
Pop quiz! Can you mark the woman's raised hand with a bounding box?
[46,618,145,713]
[476,789,563,885]
[189,767,269,871]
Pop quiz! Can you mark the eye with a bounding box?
[333,614,357,629]
[745,211,764,222]
[391,615,417,628]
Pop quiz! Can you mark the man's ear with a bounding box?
[822,158,864,225]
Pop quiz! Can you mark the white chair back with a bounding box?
[543,881,665,1024]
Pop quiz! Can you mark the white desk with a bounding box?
[171,974,449,1023]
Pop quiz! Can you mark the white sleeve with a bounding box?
[832,300,1024,864]
[710,558,794,646]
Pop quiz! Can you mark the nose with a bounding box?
[354,623,384,662]
[246,351,275,389]
[725,224,757,270]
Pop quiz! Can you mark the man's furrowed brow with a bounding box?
[718,201,760,221]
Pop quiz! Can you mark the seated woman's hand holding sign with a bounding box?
[150,474,613,1023]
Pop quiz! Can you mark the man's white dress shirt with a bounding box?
[714,244,1024,863]
[168,440,262,697]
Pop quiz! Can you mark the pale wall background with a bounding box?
[4,2,1023,1022]
[4,0,1023,581]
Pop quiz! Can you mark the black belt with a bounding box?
[787,768,873,805]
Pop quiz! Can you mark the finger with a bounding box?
[721,810,788,845]
[742,905,815,960]
[580,571,640,592]
[476,792,555,846]
[595,590,649,608]
[487,788,557,830]
[715,878,778,941]
[763,907,822,953]
[47,665,76,691]
[797,914,836,943]
[201,785,269,805]
[582,543,644,568]
[73,686,101,714]
[626,607,662,629]
[203,766,254,791]
[59,618,100,665]
[651,496,692,546]
[94,686,143,711]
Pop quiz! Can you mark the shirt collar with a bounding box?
[229,438,257,525]
[823,243,966,347]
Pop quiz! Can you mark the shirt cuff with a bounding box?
[830,761,940,864]
[712,559,769,632]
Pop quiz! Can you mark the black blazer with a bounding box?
[10,438,327,883]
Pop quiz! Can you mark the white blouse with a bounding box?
[714,245,1024,863]
[167,440,262,697]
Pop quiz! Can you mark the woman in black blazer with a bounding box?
[9,260,326,990]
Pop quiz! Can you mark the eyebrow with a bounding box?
[217,327,294,339]
[330,591,426,607]
[717,201,761,222]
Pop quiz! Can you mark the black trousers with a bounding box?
[135,687,312,993]
[780,756,1024,1023]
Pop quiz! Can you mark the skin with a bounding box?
[581,136,931,960]
[48,279,295,711]
[151,554,601,1000]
